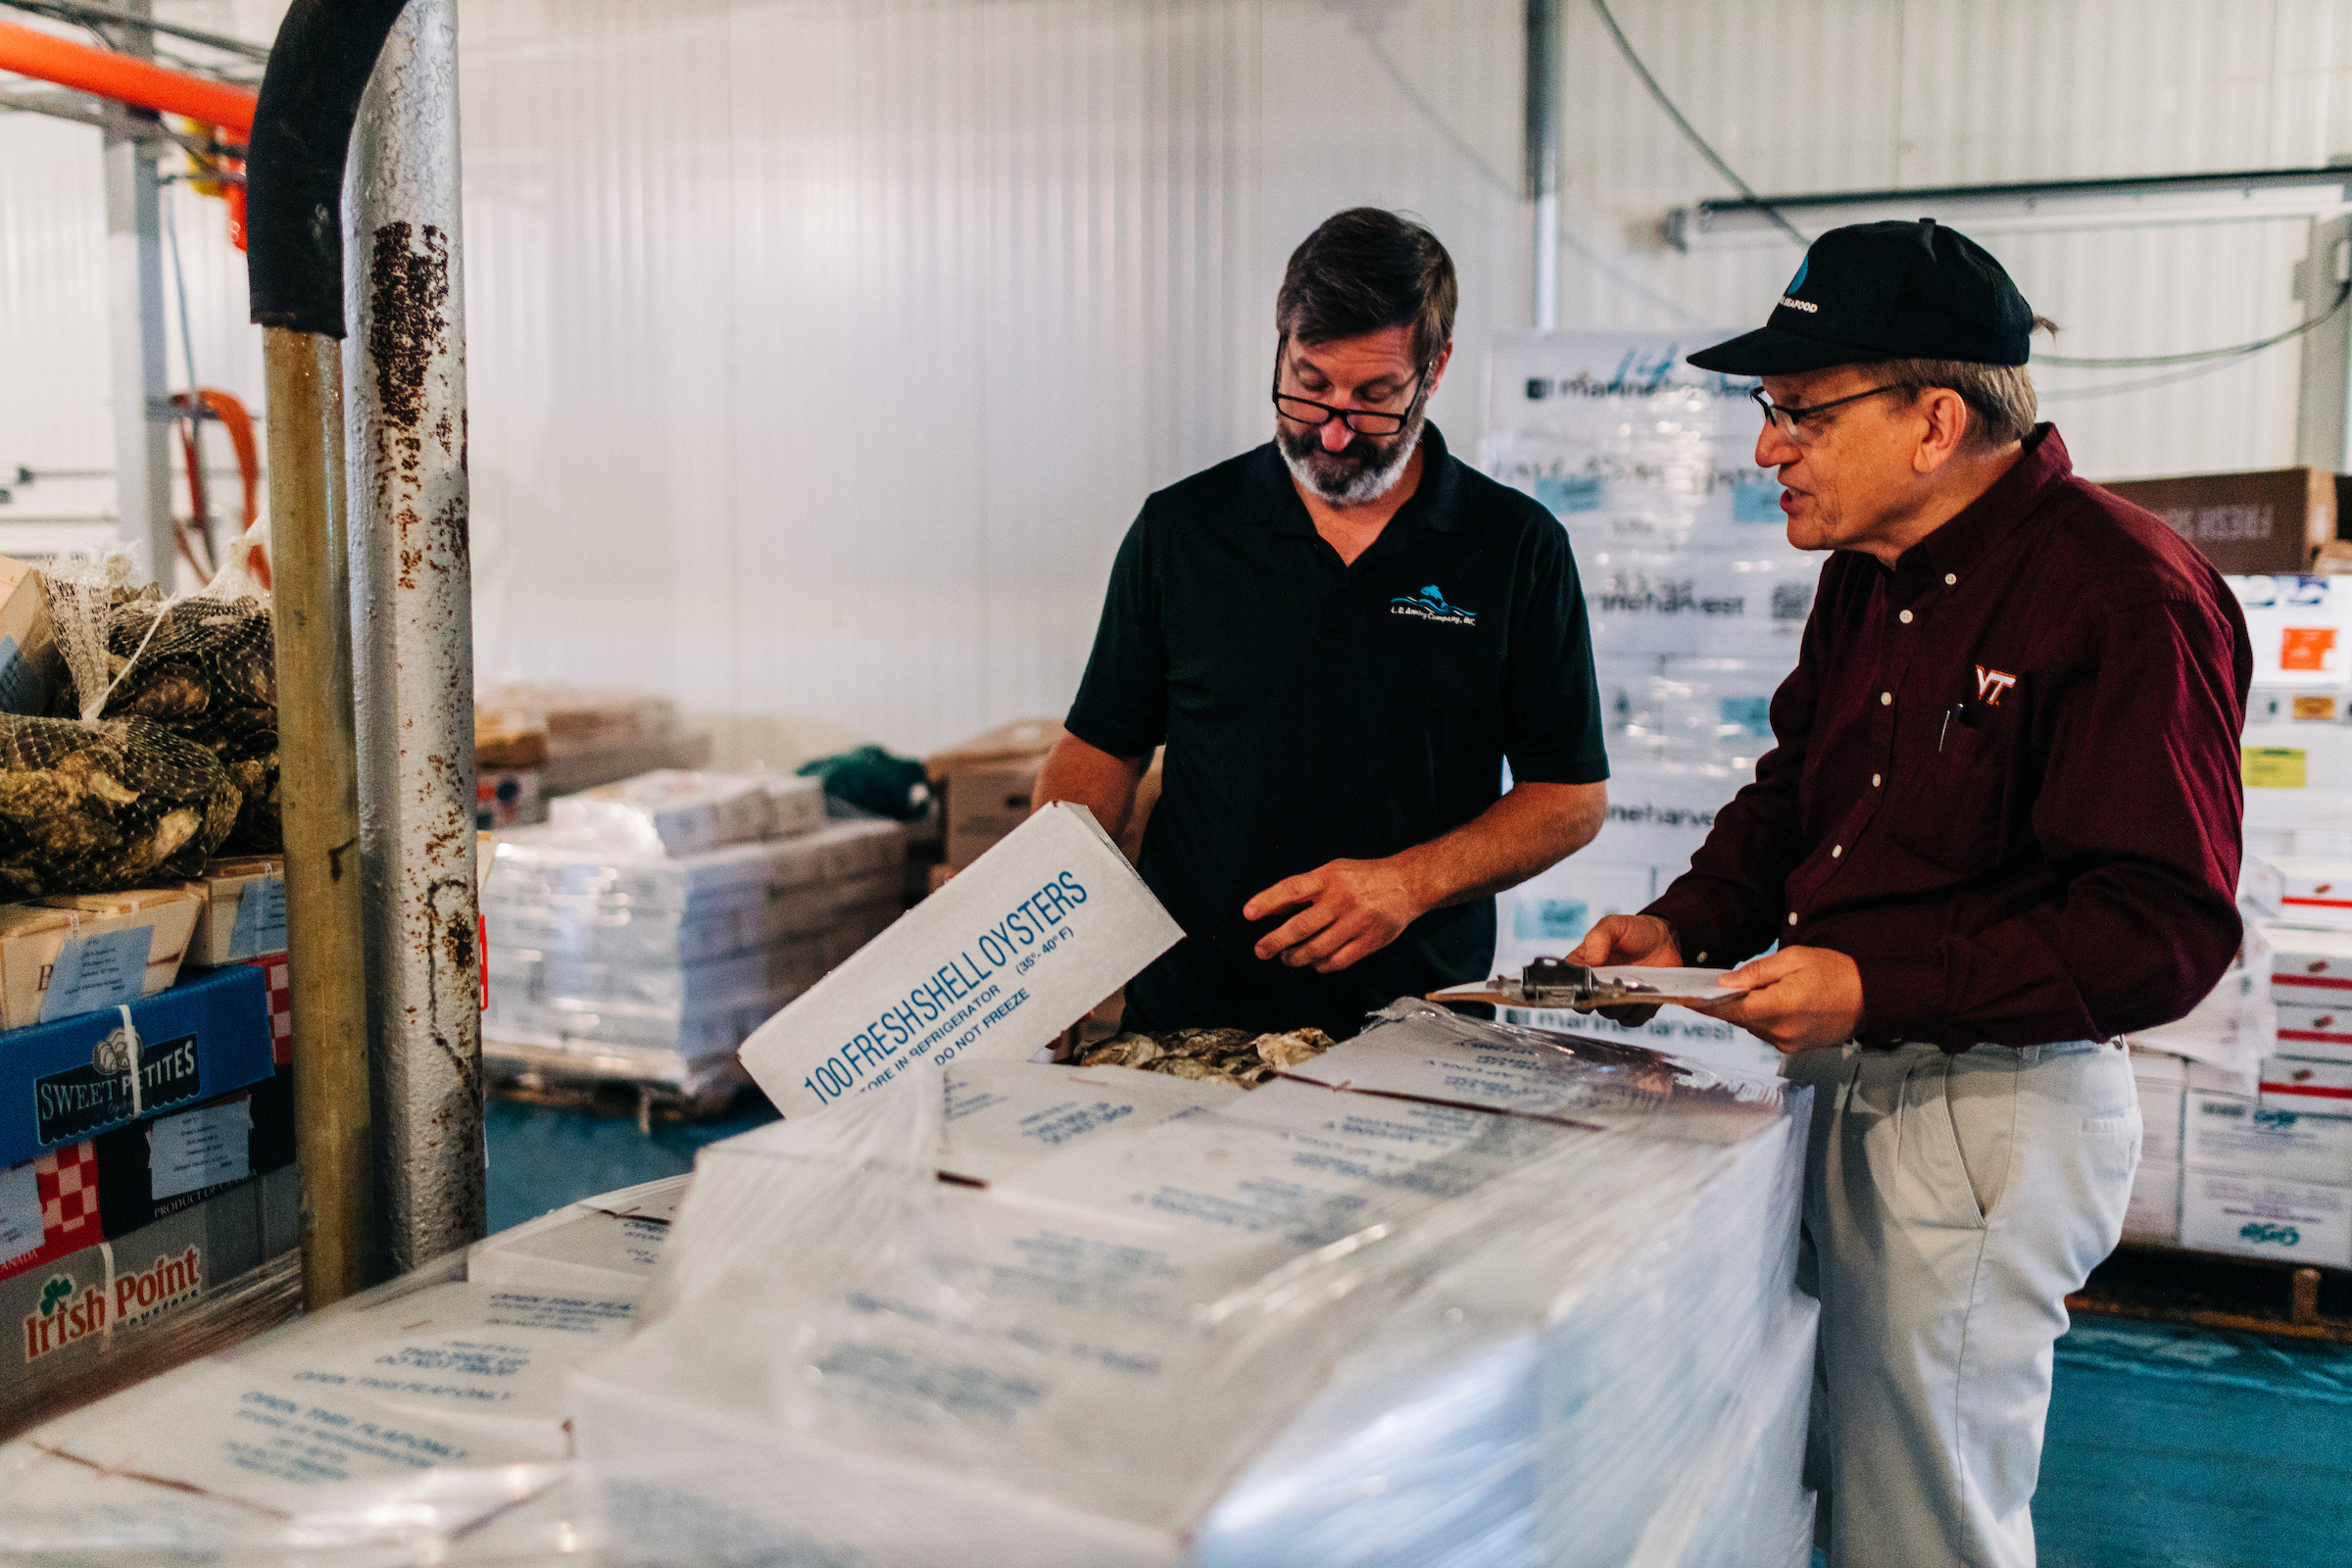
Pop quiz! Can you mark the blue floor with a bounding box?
[486,1102,2352,1566]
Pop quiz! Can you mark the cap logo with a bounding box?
[1787,257,1810,294]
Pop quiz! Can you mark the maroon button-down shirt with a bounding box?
[1645,425,2250,1049]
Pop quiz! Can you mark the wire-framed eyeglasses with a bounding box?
[1271,347,1432,437]
[1751,383,1900,443]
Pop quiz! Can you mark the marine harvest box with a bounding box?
[0,964,273,1170]
[738,803,1183,1116]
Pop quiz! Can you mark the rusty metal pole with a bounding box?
[347,0,483,1274]
[263,326,374,1304]
[249,0,416,1307]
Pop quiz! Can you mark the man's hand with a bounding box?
[1566,914,1684,1026]
[1566,914,1683,970]
[1245,859,1427,973]
[1695,946,1863,1054]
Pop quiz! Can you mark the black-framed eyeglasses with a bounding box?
[1271,338,1432,436]
[1751,383,1899,443]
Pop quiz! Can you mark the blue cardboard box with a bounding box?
[5,966,272,1170]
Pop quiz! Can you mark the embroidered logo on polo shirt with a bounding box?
[1391,585,1477,626]
[1975,665,2018,706]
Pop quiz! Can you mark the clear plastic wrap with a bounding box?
[482,813,906,1071]
[0,1010,1814,1565]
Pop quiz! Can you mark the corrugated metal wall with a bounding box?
[5,0,2352,753]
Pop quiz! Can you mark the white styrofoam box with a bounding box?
[2130,1050,2188,1086]
[1590,760,1741,872]
[2239,737,2352,836]
[1582,547,1820,660]
[760,773,828,839]
[2185,1090,2352,1185]
[2230,575,2352,689]
[808,816,908,883]
[2124,1159,2180,1245]
[466,1174,689,1296]
[2248,686,2352,725]
[739,805,1183,1116]
[2299,830,2352,858]
[2278,1000,2352,1056]
[2259,921,2352,1004]
[2261,1055,2352,1116]
[2137,1077,2185,1167]
[553,769,777,857]
[2131,965,2274,1073]
[1492,859,1656,974]
[2187,1058,2260,1098]
[2180,1168,2352,1266]
[2245,827,2298,862]
[939,1060,1239,1185]
[1621,656,1788,768]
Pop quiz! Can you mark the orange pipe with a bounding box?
[0,18,256,134]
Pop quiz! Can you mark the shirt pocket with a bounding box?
[1888,710,2012,873]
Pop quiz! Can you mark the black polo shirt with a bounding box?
[1066,422,1609,1038]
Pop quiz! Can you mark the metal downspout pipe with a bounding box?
[347,0,484,1275]
[1526,0,1561,332]
[247,0,416,1308]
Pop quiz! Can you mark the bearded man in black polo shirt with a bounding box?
[1034,208,1611,1039]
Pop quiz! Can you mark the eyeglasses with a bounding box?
[1751,383,1900,443]
[1271,342,1431,436]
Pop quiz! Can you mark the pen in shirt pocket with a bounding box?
[1939,701,1982,752]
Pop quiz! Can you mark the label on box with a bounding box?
[34,1031,201,1146]
[2294,695,2343,721]
[2244,748,2309,789]
[147,1098,252,1201]
[227,877,287,960]
[2186,1091,2352,1185]
[0,1159,38,1266]
[39,927,153,1023]
[739,805,1183,1117]
[2282,627,2338,673]
[2181,1169,2352,1266]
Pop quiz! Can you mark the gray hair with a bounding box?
[1870,316,2060,450]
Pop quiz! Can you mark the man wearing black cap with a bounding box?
[1572,220,2248,1565]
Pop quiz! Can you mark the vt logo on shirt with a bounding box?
[1975,664,2018,705]
[1391,584,1477,626]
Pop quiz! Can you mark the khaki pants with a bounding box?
[1782,1040,2140,1568]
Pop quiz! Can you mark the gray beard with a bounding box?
[1278,409,1426,508]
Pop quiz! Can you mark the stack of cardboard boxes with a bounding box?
[924,719,1159,887]
[2117,476,2352,1265]
[0,873,293,1436]
[483,770,906,1089]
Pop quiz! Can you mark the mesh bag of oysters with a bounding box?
[0,548,268,899]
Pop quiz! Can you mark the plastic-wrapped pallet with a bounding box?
[571,1001,1816,1567]
[484,805,906,1082]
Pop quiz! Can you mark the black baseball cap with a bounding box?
[1688,219,2035,375]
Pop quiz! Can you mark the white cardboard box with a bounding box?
[2258,922,2352,1004]
[738,804,1182,1116]
[2180,1167,2352,1266]
[2137,1078,2185,1167]
[2243,856,2352,931]
[2261,1054,2352,1116]
[2124,1158,2180,1245]
[2185,1089,2352,1185]
[2277,1000,2352,1056]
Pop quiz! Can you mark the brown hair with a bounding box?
[1276,208,1457,370]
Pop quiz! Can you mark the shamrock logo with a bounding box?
[38,1277,72,1317]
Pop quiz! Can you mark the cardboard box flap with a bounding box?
[738,803,1182,1116]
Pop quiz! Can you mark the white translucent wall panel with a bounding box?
[1551,0,2352,482]
[9,0,2352,756]
[459,0,1527,757]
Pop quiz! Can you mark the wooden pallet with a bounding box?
[2067,1241,2352,1343]
[486,1039,756,1132]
